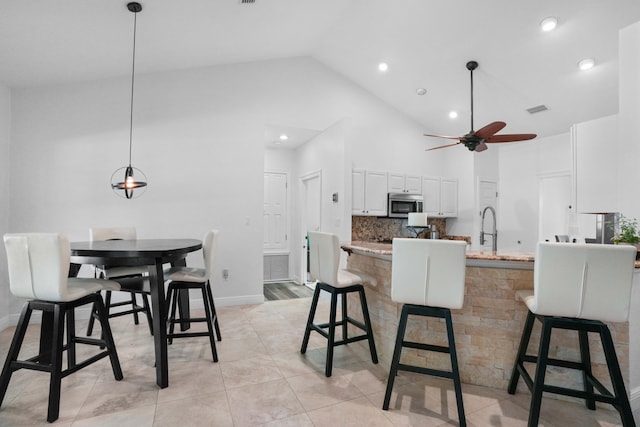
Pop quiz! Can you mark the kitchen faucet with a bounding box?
[480,206,497,252]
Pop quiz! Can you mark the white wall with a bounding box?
[497,132,571,252]
[5,56,435,320]
[0,83,10,328]
[619,20,640,406]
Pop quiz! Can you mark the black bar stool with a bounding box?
[508,242,636,427]
[382,238,467,426]
[300,231,378,377]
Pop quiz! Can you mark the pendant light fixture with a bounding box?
[111,1,147,199]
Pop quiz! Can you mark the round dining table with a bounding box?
[69,238,202,389]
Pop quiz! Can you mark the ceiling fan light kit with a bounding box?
[111,1,148,199]
[423,60,537,153]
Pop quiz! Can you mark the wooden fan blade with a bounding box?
[474,121,506,139]
[425,141,461,151]
[475,142,488,152]
[485,133,537,143]
[423,132,463,140]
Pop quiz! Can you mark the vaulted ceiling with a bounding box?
[1,0,639,144]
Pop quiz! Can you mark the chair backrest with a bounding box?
[202,230,219,280]
[307,231,340,286]
[533,242,636,322]
[90,227,137,242]
[3,233,71,301]
[391,238,467,309]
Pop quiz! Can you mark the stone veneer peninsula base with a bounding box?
[340,241,631,399]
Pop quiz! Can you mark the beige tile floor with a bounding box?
[0,296,637,426]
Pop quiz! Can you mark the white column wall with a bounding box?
[0,83,10,328]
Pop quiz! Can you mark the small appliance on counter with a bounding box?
[406,212,429,237]
[388,193,424,218]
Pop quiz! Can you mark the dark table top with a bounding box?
[70,238,202,265]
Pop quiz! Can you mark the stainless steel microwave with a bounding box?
[387,193,424,218]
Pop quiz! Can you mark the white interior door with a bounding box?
[478,180,498,251]
[263,172,288,251]
[539,173,572,243]
[300,170,322,286]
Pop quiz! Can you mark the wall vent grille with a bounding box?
[526,104,548,114]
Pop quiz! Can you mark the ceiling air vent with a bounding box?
[241,0,255,3]
[526,104,548,114]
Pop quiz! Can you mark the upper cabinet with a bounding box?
[352,169,388,216]
[388,173,422,194]
[422,176,458,217]
[572,115,618,213]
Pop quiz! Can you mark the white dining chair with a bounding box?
[383,238,467,426]
[86,226,153,336]
[508,242,636,427]
[164,230,220,362]
[0,233,123,423]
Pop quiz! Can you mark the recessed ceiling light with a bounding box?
[378,62,389,72]
[449,111,458,119]
[279,134,289,141]
[540,16,558,32]
[578,58,595,71]
[416,88,427,96]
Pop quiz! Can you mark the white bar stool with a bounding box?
[300,231,378,377]
[164,230,220,362]
[383,238,467,427]
[0,233,123,423]
[508,242,636,427]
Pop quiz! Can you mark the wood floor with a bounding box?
[264,281,313,301]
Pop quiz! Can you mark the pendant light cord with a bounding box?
[129,8,138,167]
[469,67,474,132]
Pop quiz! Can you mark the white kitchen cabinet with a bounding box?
[352,169,388,216]
[422,176,458,217]
[388,172,422,194]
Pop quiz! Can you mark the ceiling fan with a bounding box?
[424,61,536,152]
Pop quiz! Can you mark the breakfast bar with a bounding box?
[340,241,636,397]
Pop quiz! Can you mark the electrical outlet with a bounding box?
[222,269,229,280]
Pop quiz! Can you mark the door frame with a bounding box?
[300,170,322,288]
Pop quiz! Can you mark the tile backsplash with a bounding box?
[351,216,447,242]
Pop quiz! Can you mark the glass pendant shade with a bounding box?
[112,2,147,199]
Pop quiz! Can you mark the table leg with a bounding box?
[148,260,169,388]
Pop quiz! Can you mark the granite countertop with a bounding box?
[342,240,535,262]
[342,240,640,269]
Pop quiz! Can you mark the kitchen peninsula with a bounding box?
[340,240,637,401]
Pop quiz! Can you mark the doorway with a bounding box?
[539,172,572,243]
[300,170,322,289]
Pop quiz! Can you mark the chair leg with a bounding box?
[341,291,348,341]
[578,329,596,410]
[383,304,409,410]
[167,285,179,345]
[358,287,378,364]
[301,286,321,354]
[201,286,219,362]
[325,288,338,377]
[66,307,76,368]
[0,303,33,406]
[599,324,635,427]
[508,310,536,394]
[142,293,154,336]
[445,309,466,427]
[129,291,140,325]
[85,292,100,336]
[92,295,123,381]
[47,304,65,423]
[527,317,553,427]
[205,282,221,341]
